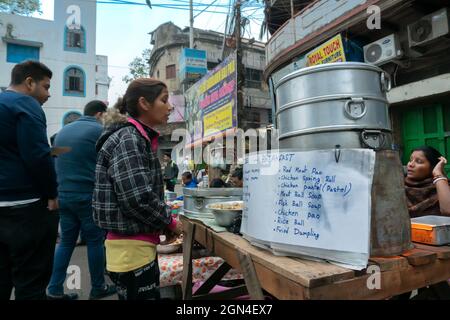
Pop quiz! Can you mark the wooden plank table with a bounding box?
[180,215,450,300]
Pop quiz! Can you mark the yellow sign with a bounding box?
[199,59,236,95]
[306,34,346,66]
[203,102,234,137]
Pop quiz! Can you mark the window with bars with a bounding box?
[245,107,261,124]
[65,26,86,52]
[64,67,85,96]
[166,64,176,79]
[268,109,274,124]
[245,68,263,89]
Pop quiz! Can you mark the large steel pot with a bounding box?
[183,188,243,219]
[276,62,393,150]
[274,63,412,257]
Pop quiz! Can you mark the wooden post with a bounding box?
[181,221,196,300]
[237,251,265,300]
[189,0,194,48]
[290,0,294,18]
[235,0,245,131]
[194,262,232,296]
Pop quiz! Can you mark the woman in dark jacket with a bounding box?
[93,78,182,300]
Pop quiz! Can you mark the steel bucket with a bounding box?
[275,63,412,256]
[183,188,243,219]
[276,62,393,150]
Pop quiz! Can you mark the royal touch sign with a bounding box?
[306,34,346,66]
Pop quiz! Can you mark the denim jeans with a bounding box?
[47,192,106,296]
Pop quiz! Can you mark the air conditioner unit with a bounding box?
[363,34,403,66]
[408,8,450,48]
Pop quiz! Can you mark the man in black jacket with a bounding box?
[163,153,179,192]
[0,61,59,300]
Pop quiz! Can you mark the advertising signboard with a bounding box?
[185,52,237,145]
[306,34,346,66]
[179,48,207,82]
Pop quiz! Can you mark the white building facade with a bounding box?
[0,0,109,137]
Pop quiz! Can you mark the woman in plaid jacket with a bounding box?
[93,78,182,300]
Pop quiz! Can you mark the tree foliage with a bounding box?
[122,49,151,84]
[0,0,42,16]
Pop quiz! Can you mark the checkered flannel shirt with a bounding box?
[93,124,172,235]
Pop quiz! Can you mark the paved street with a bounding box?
[66,245,117,300]
[63,184,184,300]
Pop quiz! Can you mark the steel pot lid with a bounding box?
[183,187,243,197]
[275,62,384,90]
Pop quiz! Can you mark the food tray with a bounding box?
[411,215,450,245]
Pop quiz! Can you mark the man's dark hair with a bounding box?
[231,167,243,180]
[84,100,107,116]
[164,153,171,159]
[182,171,192,180]
[210,178,226,188]
[10,60,53,85]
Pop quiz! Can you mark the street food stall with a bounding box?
[176,62,450,300]
[180,215,450,300]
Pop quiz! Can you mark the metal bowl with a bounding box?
[206,201,243,227]
[157,243,182,254]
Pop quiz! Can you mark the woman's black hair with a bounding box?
[412,145,442,169]
[231,167,243,180]
[115,78,166,117]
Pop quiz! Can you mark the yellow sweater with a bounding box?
[105,239,157,273]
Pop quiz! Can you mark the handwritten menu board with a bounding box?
[242,149,375,267]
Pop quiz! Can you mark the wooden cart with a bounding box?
[180,215,450,300]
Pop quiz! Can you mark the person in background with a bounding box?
[397,145,450,300]
[175,171,199,201]
[229,167,244,188]
[49,112,81,146]
[196,168,206,184]
[210,178,227,188]
[0,61,59,300]
[405,146,450,217]
[181,171,198,189]
[93,78,183,300]
[46,100,116,300]
[50,112,84,246]
[163,153,179,192]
